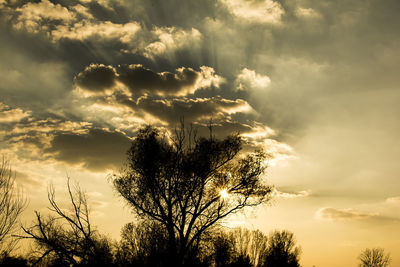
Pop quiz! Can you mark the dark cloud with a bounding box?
[75,64,223,97]
[46,128,132,171]
[118,64,199,96]
[75,64,117,92]
[118,95,252,124]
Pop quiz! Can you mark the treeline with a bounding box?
[0,125,392,266]
[1,181,302,267]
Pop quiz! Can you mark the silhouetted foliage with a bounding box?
[262,230,301,267]
[230,254,252,267]
[0,253,28,267]
[19,178,114,266]
[358,248,391,267]
[115,219,210,267]
[115,220,169,266]
[113,124,272,265]
[0,159,26,255]
[229,228,268,267]
[213,233,235,267]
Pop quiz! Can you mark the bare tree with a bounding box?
[358,248,391,267]
[0,159,26,254]
[229,228,268,267]
[113,125,272,265]
[19,178,113,266]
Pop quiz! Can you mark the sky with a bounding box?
[1,0,400,266]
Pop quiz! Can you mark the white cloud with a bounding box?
[143,27,203,58]
[195,66,226,90]
[221,0,284,24]
[235,68,271,92]
[14,0,75,33]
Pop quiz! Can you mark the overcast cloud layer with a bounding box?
[1,0,400,266]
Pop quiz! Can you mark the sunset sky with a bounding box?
[1,0,400,266]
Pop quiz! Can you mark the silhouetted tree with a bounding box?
[358,248,391,267]
[0,254,28,267]
[0,159,26,256]
[211,229,260,267]
[19,178,114,266]
[115,220,169,266]
[231,254,252,267]
[262,230,301,267]
[229,228,268,267]
[113,125,272,265]
[213,233,235,267]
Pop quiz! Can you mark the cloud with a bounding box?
[220,0,284,24]
[118,65,199,96]
[316,207,378,221]
[46,128,132,172]
[74,64,117,92]
[272,188,311,199]
[0,102,31,123]
[14,0,141,43]
[143,27,203,58]
[295,7,322,19]
[51,20,141,43]
[15,170,43,187]
[14,0,75,33]
[235,68,271,92]
[11,0,203,59]
[75,64,224,96]
[131,96,253,124]
[10,119,91,136]
[386,196,400,204]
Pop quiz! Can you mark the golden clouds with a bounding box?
[15,0,75,33]
[143,27,203,59]
[221,0,284,24]
[235,68,271,92]
[316,207,378,221]
[0,102,30,123]
[52,21,141,43]
[272,188,311,199]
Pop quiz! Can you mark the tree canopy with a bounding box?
[113,125,272,265]
[358,248,391,267]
